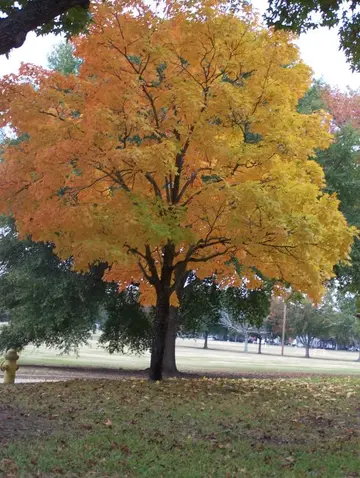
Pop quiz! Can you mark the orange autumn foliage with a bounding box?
[322,86,360,131]
[0,0,355,305]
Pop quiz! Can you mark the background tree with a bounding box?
[353,317,360,361]
[298,83,360,301]
[264,0,360,72]
[329,293,360,360]
[322,87,360,130]
[47,41,82,75]
[0,309,9,323]
[0,0,90,56]
[220,282,271,352]
[0,216,107,352]
[99,284,152,355]
[0,216,152,355]
[180,275,221,349]
[0,0,353,380]
[268,296,287,342]
[286,300,331,358]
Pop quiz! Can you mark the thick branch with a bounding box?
[138,260,156,285]
[96,166,131,193]
[177,167,212,204]
[145,172,162,199]
[0,0,90,56]
[125,244,159,286]
[145,245,160,283]
[124,244,148,262]
[172,134,193,203]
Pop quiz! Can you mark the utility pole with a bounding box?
[281,301,287,356]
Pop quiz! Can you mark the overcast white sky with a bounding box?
[0,0,359,90]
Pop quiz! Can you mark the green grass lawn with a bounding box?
[0,377,359,477]
[19,337,360,375]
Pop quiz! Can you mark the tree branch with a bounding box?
[138,260,156,285]
[177,167,212,204]
[0,0,90,56]
[145,245,159,283]
[145,172,162,200]
[187,246,234,263]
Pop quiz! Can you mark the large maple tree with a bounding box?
[0,0,354,380]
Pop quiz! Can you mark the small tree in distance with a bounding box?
[329,293,360,361]
[47,41,82,76]
[220,283,271,353]
[286,300,331,358]
[180,275,221,349]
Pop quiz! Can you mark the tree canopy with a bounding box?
[0,0,354,379]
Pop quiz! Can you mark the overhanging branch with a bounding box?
[0,0,90,56]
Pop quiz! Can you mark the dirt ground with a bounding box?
[8,364,356,383]
[0,403,58,446]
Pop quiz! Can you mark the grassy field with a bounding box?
[19,337,360,375]
[0,377,359,477]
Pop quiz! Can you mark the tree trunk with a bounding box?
[244,332,249,353]
[258,336,262,354]
[356,349,360,362]
[305,346,310,358]
[150,291,170,381]
[149,242,177,381]
[162,306,178,375]
[203,330,209,349]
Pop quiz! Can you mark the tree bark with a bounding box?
[0,0,89,56]
[150,291,170,381]
[162,306,178,375]
[203,330,209,349]
[305,346,310,358]
[149,242,176,381]
[161,267,190,376]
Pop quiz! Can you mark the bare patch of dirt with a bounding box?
[0,404,57,445]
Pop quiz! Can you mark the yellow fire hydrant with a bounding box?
[0,349,19,384]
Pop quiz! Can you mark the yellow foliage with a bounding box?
[0,0,355,304]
